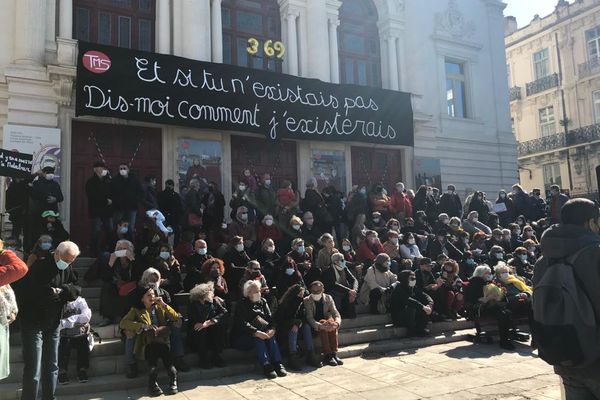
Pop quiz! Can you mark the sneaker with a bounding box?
[126,363,138,379]
[77,368,88,383]
[333,354,344,366]
[263,364,277,379]
[58,370,69,385]
[324,355,338,367]
[273,363,287,377]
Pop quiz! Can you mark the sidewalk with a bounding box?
[59,340,560,400]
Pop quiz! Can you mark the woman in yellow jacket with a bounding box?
[120,286,180,397]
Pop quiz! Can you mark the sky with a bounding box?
[504,0,561,28]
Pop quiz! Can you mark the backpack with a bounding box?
[532,246,600,368]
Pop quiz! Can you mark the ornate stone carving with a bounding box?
[435,0,475,39]
[52,77,74,106]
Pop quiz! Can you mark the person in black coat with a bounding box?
[438,185,462,219]
[253,174,277,221]
[188,282,229,369]
[300,212,322,250]
[13,241,81,400]
[287,238,320,287]
[223,237,252,299]
[141,175,159,211]
[201,182,226,232]
[468,191,490,225]
[256,239,282,289]
[345,186,368,226]
[31,166,64,214]
[85,162,113,257]
[322,253,358,319]
[527,189,546,222]
[158,179,184,245]
[322,186,345,245]
[390,270,433,336]
[427,230,463,261]
[39,211,70,246]
[110,164,142,237]
[6,177,30,240]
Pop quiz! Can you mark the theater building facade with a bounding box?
[0,0,517,244]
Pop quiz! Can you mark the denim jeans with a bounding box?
[254,337,282,366]
[288,323,314,353]
[125,336,136,365]
[21,324,60,400]
[563,375,600,400]
[89,216,114,257]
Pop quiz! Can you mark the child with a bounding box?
[58,296,93,384]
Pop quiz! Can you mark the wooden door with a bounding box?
[350,146,403,191]
[70,120,162,255]
[230,135,297,190]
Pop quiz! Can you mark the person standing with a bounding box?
[29,167,64,251]
[85,162,113,257]
[6,177,30,240]
[253,173,277,221]
[158,179,184,245]
[13,241,81,400]
[532,198,600,399]
[438,185,462,219]
[201,181,226,233]
[547,184,569,224]
[111,164,142,238]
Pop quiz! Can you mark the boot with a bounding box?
[273,362,288,377]
[166,366,178,395]
[148,367,163,397]
[287,353,303,371]
[263,363,277,379]
[306,350,323,368]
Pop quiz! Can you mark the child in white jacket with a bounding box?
[58,296,92,384]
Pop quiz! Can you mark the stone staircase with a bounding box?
[1,257,478,399]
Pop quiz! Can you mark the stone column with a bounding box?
[156,0,171,54]
[211,0,223,62]
[328,17,339,83]
[182,0,211,61]
[286,13,298,75]
[387,35,399,90]
[305,0,330,80]
[59,0,72,39]
[14,0,47,64]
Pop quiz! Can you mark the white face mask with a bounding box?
[264,179,271,186]
[159,251,170,260]
[266,246,275,254]
[250,293,261,303]
[197,248,207,255]
[342,245,351,252]
[495,253,504,260]
[235,244,244,252]
[119,169,128,177]
[239,185,246,191]
[311,293,322,301]
[285,268,295,276]
[101,169,108,177]
[391,237,399,245]
[486,275,494,282]
[265,219,274,226]
[500,272,510,281]
[45,173,55,180]
[472,217,479,223]
[292,224,301,231]
[408,280,417,288]
[519,254,528,262]
[408,239,416,245]
[240,213,248,221]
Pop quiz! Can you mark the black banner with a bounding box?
[0,149,33,178]
[75,42,414,146]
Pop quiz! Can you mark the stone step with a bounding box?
[4,320,475,383]
[0,328,477,399]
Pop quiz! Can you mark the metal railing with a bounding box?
[518,123,600,157]
[509,86,522,102]
[525,73,559,96]
[578,57,600,79]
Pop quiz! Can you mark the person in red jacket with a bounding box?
[389,183,413,222]
[0,244,28,286]
[257,214,283,243]
[356,230,385,266]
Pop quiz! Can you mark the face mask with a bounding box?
[451,223,460,228]
[373,218,380,223]
[264,179,271,186]
[239,185,246,191]
[390,225,399,230]
[368,237,376,244]
[265,219,274,226]
[148,281,160,290]
[210,270,220,278]
[466,259,475,265]
[221,223,228,229]
[408,239,416,245]
[305,218,314,225]
[503,235,511,241]
[500,272,510,281]
[40,242,52,251]
[519,254,528,262]
[119,227,129,235]
[45,173,55,180]
[408,280,417,288]
[250,293,261,302]
[311,293,322,301]
[391,238,399,245]
[296,245,305,254]
[342,245,351,252]
[472,218,479,223]
[240,213,248,221]
[528,247,536,253]
[56,258,69,270]
[500,194,506,199]
[159,251,170,260]
[235,244,244,252]
[197,248,207,255]
[292,224,301,231]
[119,169,128,177]
[250,270,261,278]
[266,246,275,254]
[495,253,504,260]
[448,190,454,195]
[101,169,108,177]
[486,275,493,282]
[285,268,295,276]
[512,190,518,195]
[360,188,367,195]
[442,219,450,225]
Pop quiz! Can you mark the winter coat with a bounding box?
[111,174,142,212]
[438,193,462,218]
[31,178,64,213]
[390,284,433,326]
[157,188,184,225]
[389,192,413,217]
[0,250,28,287]
[232,297,274,338]
[85,174,113,218]
[359,266,397,304]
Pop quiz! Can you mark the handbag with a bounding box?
[117,280,137,297]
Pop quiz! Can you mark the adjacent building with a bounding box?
[506,0,600,199]
[0,0,516,253]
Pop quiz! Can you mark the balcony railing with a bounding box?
[518,123,600,157]
[578,57,600,79]
[509,86,522,102]
[525,73,559,96]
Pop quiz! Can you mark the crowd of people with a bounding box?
[0,161,581,398]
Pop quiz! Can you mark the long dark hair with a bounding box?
[279,284,304,305]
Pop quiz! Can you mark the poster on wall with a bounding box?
[176,138,222,190]
[414,157,442,190]
[3,124,62,178]
[0,149,33,178]
[311,150,346,193]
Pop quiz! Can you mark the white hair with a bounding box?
[306,177,317,188]
[471,265,492,279]
[494,262,510,275]
[56,241,80,257]
[331,252,344,264]
[190,282,214,302]
[242,280,261,298]
[140,268,161,286]
[115,239,134,252]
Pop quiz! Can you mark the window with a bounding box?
[594,91,600,124]
[74,0,155,51]
[533,48,549,80]
[543,163,562,192]
[445,60,467,118]
[222,0,281,72]
[586,26,600,60]
[339,0,381,87]
[539,106,556,137]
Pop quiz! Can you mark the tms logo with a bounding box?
[82,51,111,74]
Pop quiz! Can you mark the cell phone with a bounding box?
[114,249,127,257]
